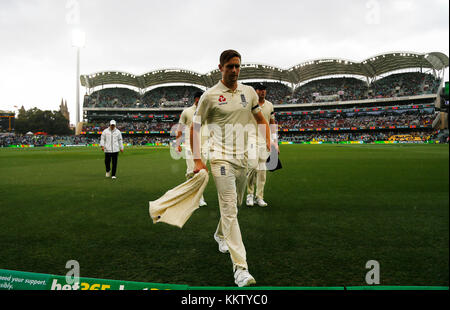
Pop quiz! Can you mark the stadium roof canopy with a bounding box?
[80,51,449,90]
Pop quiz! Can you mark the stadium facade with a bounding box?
[79,51,449,145]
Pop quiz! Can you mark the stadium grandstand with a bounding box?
[75,51,448,146]
[2,51,448,148]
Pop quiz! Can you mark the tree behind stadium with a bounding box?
[15,107,73,135]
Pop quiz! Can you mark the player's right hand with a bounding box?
[194,159,208,173]
[272,141,280,154]
[177,145,182,153]
[266,140,271,153]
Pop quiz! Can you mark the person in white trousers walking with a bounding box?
[175,91,208,207]
[190,50,273,287]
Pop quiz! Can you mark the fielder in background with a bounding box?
[100,120,124,179]
[175,91,208,207]
[190,49,273,287]
[246,83,278,207]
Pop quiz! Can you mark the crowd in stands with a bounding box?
[5,72,446,148]
[0,134,98,147]
[122,136,172,145]
[142,86,202,108]
[279,130,440,143]
[83,109,437,136]
[82,72,442,108]
[287,73,440,104]
[289,73,441,104]
[84,86,203,109]
[292,77,369,104]
[2,129,442,147]
[243,82,292,104]
[0,133,173,147]
[278,110,438,130]
[84,88,141,108]
[83,121,177,133]
[367,72,439,98]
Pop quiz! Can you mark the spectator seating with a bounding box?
[82,72,442,109]
[84,88,140,108]
[142,85,203,108]
[277,106,437,131]
[369,72,441,98]
[243,82,293,104]
[293,77,369,103]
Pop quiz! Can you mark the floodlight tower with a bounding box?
[72,29,85,126]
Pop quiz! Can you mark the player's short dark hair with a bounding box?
[220,49,241,66]
[194,91,204,99]
[255,83,267,90]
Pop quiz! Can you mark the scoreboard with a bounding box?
[0,112,15,132]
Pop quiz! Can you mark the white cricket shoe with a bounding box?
[199,197,207,207]
[234,268,256,287]
[106,171,111,177]
[112,176,117,179]
[213,234,229,253]
[246,194,254,207]
[256,198,268,207]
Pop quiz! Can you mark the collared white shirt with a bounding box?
[193,81,261,167]
[179,104,209,149]
[249,99,275,144]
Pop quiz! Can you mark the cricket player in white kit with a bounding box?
[190,50,273,287]
[175,91,208,207]
[246,83,278,207]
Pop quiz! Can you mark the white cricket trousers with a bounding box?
[247,163,267,200]
[211,160,248,271]
[247,142,269,200]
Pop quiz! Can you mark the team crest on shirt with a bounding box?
[240,94,248,107]
[218,95,227,105]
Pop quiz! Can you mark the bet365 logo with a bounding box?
[51,278,112,290]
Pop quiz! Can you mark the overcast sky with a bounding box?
[0,0,448,125]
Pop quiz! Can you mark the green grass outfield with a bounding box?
[0,144,448,287]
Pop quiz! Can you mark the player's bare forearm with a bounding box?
[190,123,206,172]
[269,119,280,153]
[189,123,195,154]
[175,130,182,152]
[175,130,182,142]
